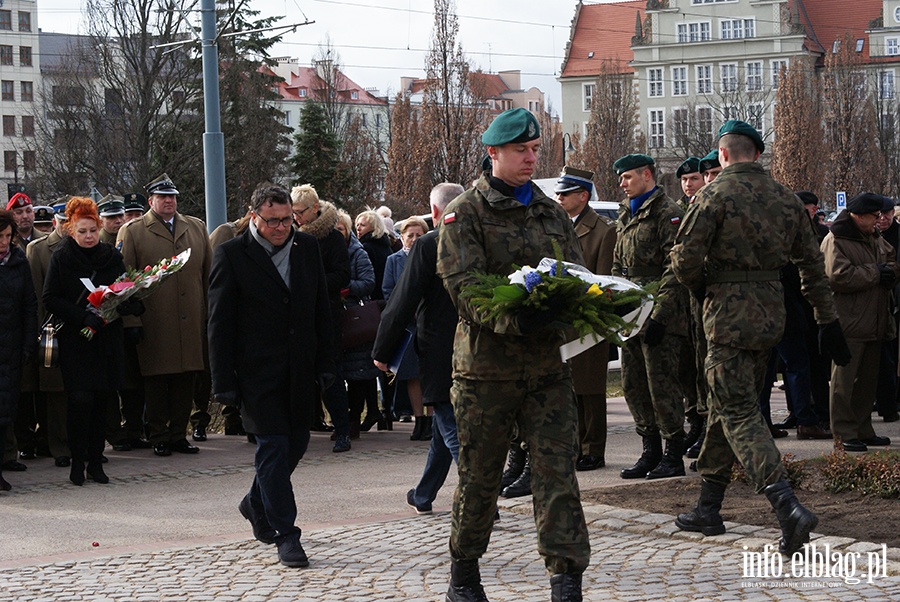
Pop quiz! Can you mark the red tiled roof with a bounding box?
[403,72,514,98]
[561,1,645,78]
[792,0,882,60]
[262,65,387,105]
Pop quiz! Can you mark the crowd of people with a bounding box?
[2,106,899,602]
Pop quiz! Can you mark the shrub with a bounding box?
[731,453,808,489]
[821,450,900,498]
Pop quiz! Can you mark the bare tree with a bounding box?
[310,38,351,141]
[771,58,826,196]
[872,68,900,198]
[385,93,431,206]
[335,114,386,215]
[822,34,885,200]
[572,61,641,202]
[533,100,563,179]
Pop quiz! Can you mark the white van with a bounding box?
[533,178,620,222]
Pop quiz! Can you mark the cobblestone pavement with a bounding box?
[3,393,900,601]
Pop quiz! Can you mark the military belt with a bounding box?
[622,266,663,278]
[706,270,780,284]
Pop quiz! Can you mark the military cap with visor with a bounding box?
[98,195,125,217]
[613,153,654,176]
[554,166,595,195]
[717,119,765,153]
[33,206,54,224]
[146,173,179,196]
[481,108,540,146]
[123,192,147,213]
[676,157,701,178]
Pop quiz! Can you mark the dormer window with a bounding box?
[298,88,307,97]
[351,91,359,100]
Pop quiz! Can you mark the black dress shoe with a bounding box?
[861,435,891,446]
[841,439,868,452]
[55,455,71,467]
[575,455,605,471]
[192,426,207,442]
[774,414,797,429]
[171,439,200,454]
[100,454,109,463]
[2,460,27,472]
[882,412,900,423]
[18,450,36,460]
[153,442,172,457]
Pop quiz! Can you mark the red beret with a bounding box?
[6,192,32,210]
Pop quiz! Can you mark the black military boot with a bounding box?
[446,558,489,602]
[500,444,526,490]
[501,454,531,498]
[764,480,818,555]
[675,479,727,535]
[683,412,705,451]
[620,434,662,479]
[550,573,582,602]
[646,433,686,479]
[685,427,705,459]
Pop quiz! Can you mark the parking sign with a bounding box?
[836,191,846,209]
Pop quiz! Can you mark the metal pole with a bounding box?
[200,0,227,233]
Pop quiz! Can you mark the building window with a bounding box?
[376,113,382,128]
[648,68,664,98]
[888,38,899,56]
[672,108,689,148]
[23,150,34,172]
[583,83,595,111]
[2,115,15,136]
[721,19,754,40]
[18,11,31,32]
[721,105,738,121]
[672,66,687,96]
[284,111,291,126]
[21,115,33,136]
[19,46,32,67]
[361,113,367,127]
[721,64,738,92]
[678,22,711,42]
[4,151,16,172]
[0,11,10,31]
[771,60,788,88]
[697,107,714,144]
[1,81,13,101]
[696,65,712,94]
[880,71,895,99]
[746,62,762,91]
[677,23,688,44]
[0,46,12,66]
[693,0,738,3]
[856,39,865,53]
[53,86,86,106]
[649,109,665,149]
[21,81,33,101]
[748,104,764,135]
[298,88,307,98]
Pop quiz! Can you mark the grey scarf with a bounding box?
[249,219,292,287]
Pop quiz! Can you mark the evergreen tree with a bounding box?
[290,102,340,196]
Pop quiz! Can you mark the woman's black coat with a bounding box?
[0,246,38,426]
[43,237,126,393]
[359,232,393,301]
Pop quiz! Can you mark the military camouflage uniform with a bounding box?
[437,173,590,576]
[671,162,838,492]
[612,187,688,440]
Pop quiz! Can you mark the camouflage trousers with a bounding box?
[449,374,590,575]
[621,333,686,439]
[697,344,787,492]
[686,296,708,416]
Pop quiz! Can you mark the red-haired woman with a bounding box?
[43,197,143,485]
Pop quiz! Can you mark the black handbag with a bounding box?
[39,314,62,369]
[341,299,383,350]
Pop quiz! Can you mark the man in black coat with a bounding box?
[208,183,334,568]
[372,183,464,515]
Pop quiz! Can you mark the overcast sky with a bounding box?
[35,0,601,112]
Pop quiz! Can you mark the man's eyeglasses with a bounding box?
[254,212,294,229]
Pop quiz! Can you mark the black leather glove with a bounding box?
[878,264,896,288]
[117,298,146,317]
[819,319,852,367]
[516,296,569,335]
[213,391,241,408]
[83,313,106,333]
[123,326,144,345]
[318,373,336,392]
[642,318,666,347]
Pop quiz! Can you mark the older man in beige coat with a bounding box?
[117,174,211,457]
[555,167,616,471]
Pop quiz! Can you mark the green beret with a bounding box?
[613,154,654,176]
[699,150,720,172]
[676,157,701,178]
[481,108,540,146]
[717,119,765,153]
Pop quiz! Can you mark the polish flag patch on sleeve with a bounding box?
[443,212,456,224]
[671,216,681,225]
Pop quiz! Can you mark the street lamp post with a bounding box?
[562,132,575,166]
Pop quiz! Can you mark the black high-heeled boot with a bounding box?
[410,416,425,441]
[86,462,109,484]
[70,460,85,486]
